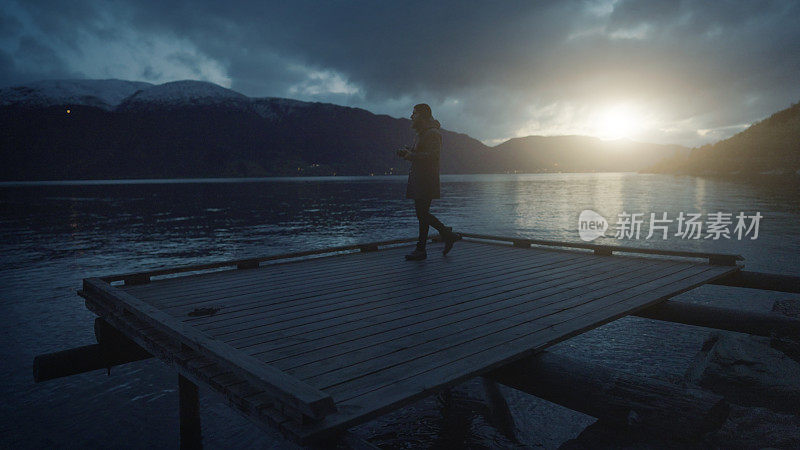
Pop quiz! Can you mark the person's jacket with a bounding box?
[405,118,442,199]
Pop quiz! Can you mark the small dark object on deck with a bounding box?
[188,307,220,317]
[237,259,259,270]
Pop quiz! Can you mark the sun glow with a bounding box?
[594,105,641,140]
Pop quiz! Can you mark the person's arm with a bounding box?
[404,131,441,162]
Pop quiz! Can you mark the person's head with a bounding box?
[411,103,433,129]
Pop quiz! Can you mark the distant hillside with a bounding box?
[491,135,685,173]
[646,101,800,177]
[0,79,681,181]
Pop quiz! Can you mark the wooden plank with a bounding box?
[124,243,421,300]
[327,264,733,400]
[322,263,714,397]
[242,257,632,362]
[132,241,581,306]
[153,246,557,337]
[299,259,684,389]
[141,241,549,311]
[176,247,579,330]
[241,255,659,358]
[134,241,509,313]
[206,251,594,345]
[275,258,667,379]
[222,254,646,352]
[177,256,634,379]
[101,236,426,283]
[126,241,437,298]
[461,233,744,263]
[290,265,737,442]
[191,248,581,332]
[145,241,516,311]
[140,239,510,301]
[82,277,336,419]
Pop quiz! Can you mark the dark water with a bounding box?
[1,173,799,448]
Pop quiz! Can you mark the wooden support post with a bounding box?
[633,300,800,338]
[486,351,729,438]
[709,270,800,293]
[33,344,107,382]
[33,318,152,382]
[179,374,202,450]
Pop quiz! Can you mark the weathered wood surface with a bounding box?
[635,300,800,338]
[33,318,152,382]
[486,350,730,438]
[461,232,744,265]
[81,238,741,442]
[179,374,203,450]
[83,277,335,420]
[709,270,800,293]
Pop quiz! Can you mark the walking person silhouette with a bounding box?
[396,103,461,260]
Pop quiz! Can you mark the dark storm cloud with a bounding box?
[0,12,23,38]
[1,0,799,146]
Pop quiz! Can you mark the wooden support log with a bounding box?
[179,374,203,450]
[33,344,107,383]
[634,300,800,339]
[33,318,152,382]
[709,270,800,294]
[486,351,729,438]
[33,317,153,383]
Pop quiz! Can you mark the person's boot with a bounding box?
[405,246,427,261]
[442,227,462,256]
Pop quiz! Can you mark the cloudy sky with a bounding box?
[1,0,798,147]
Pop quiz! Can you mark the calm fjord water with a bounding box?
[1,173,799,448]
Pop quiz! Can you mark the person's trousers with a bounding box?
[414,198,447,250]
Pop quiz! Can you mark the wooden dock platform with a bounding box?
[79,235,743,443]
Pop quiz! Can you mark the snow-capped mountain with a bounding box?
[0,79,153,110]
[0,78,491,180]
[117,80,250,111]
[0,79,352,115]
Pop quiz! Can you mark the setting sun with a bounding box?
[595,105,640,140]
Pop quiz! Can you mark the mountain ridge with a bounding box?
[645,101,800,177]
[1,78,688,181]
